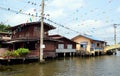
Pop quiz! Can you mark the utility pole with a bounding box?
[113,24,117,45]
[113,24,120,45]
[40,0,44,62]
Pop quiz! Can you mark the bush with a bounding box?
[11,51,20,57]
[3,50,20,58]
[15,48,30,56]
[3,51,12,57]
[3,48,30,58]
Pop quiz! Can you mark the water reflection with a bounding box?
[0,56,120,76]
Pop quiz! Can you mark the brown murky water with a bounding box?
[0,54,120,76]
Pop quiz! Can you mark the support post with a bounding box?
[113,24,117,45]
[39,0,44,62]
[64,52,66,57]
[70,52,72,56]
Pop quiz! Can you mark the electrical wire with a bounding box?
[0,6,81,35]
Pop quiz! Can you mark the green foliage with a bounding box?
[0,23,11,32]
[11,51,20,57]
[3,51,12,57]
[15,48,30,56]
[3,50,19,57]
[3,48,30,58]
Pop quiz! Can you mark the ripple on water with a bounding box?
[0,56,120,76]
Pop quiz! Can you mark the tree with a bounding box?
[0,22,11,32]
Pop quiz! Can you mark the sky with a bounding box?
[0,0,120,45]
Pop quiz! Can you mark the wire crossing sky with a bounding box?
[0,0,120,45]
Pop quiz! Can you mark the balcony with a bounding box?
[90,47,103,51]
[56,49,76,53]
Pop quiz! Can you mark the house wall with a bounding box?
[55,38,76,53]
[44,41,56,52]
[27,42,39,58]
[12,41,56,58]
[72,36,106,55]
[56,38,76,49]
[43,41,56,58]
[90,40,105,51]
[72,36,91,52]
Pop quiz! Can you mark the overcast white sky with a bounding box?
[0,0,120,45]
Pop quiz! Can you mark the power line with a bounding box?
[0,6,82,35]
[113,24,120,44]
[16,0,49,6]
[3,1,115,36]
[44,18,80,34]
[0,6,38,17]
[16,0,40,6]
[0,5,117,38]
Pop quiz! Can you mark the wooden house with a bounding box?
[0,32,11,42]
[5,21,58,58]
[72,34,107,56]
[49,35,76,57]
[0,32,11,48]
[0,32,11,58]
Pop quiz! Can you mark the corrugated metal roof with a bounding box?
[6,21,56,30]
[49,34,77,43]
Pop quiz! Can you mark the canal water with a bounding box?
[1,53,120,76]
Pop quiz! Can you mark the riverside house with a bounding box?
[0,32,11,43]
[49,35,76,57]
[72,34,107,56]
[5,21,58,58]
[0,32,11,58]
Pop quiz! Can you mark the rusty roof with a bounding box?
[49,34,77,43]
[6,21,56,30]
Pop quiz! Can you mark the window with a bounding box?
[97,43,100,47]
[80,44,86,48]
[81,44,84,48]
[91,43,95,47]
[67,44,72,49]
[80,42,87,48]
[58,44,64,49]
